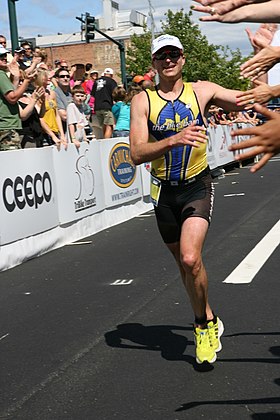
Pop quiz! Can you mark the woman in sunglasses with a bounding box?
[34,70,67,148]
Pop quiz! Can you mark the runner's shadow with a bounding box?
[175,345,280,413]
[104,323,214,372]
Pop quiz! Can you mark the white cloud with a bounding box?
[1,0,260,56]
[117,0,258,55]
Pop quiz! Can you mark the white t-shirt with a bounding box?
[268,30,280,86]
[66,102,88,142]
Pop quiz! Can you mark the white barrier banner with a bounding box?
[213,124,235,166]
[140,163,151,197]
[232,123,254,156]
[207,123,255,169]
[52,142,105,224]
[0,148,59,245]
[207,127,219,170]
[100,137,143,207]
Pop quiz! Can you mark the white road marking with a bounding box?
[225,172,240,176]
[110,279,134,285]
[0,333,9,341]
[67,241,92,245]
[224,193,245,197]
[224,219,280,284]
[135,213,154,218]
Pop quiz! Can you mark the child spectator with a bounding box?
[112,85,142,137]
[67,85,92,148]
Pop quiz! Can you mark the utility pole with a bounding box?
[148,0,159,84]
[7,0,19,52]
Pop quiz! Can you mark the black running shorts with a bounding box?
[154,173,215,244]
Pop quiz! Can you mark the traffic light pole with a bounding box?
[76,14,127,87]
[94,27,127,88]
[7,0,19,52]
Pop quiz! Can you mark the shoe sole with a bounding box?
[215,319,224,353]
[196,352,217,364]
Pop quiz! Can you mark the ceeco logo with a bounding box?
[3,172,52,212]
[109,143,136,188]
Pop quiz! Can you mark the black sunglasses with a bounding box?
[60,66,68,69]
[153,50,182,61]
[59,75,70,79]
[0,53,7,59]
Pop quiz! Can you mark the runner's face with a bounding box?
[152,47,185,79]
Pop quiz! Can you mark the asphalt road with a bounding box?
[0,158,279,420]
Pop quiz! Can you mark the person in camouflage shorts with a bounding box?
[0,129,21,151]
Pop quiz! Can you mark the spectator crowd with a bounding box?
[1,31,277,152]
[0,36,157,151]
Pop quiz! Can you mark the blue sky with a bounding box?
[1,0,258,55]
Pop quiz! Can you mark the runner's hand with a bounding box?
[173,123,208,148]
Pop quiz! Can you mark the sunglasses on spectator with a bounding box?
[59,75,70,79]
[24,47,32,50]
[60,66,68,69]
[153,50,182,61]
[0,53,7,59]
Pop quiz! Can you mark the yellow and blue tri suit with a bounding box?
[146,82,207,182]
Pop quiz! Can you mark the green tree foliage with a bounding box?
[126,10,251,90]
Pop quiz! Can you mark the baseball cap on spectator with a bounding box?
[90,69,98,74]
[151,34,184,55]
[104,67,114,75]
[132,75,145,84]
[14,47,25,54]
[0,45,9,54]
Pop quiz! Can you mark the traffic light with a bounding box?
[85,13,95,43]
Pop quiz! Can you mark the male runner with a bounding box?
[129,34,243,364]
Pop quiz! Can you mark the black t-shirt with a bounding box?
[91,76,117,111]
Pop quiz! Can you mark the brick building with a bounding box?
[25,1,147,84]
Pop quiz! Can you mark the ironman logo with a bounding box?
[109,143,136,188]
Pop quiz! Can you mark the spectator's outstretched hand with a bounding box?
[229,104,280,172]
[246,24,276,54]
[240,45,280,80]
[236,80,274,108]
[192,0,278,23]
[192,0,258,20]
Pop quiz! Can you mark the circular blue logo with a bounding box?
[109,143,136,188]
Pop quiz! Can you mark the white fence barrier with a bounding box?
[0,124,253,272]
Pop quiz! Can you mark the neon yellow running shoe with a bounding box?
[208,317,224,353]
[194,327,216,364]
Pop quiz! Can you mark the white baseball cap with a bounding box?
[0,45,9,55]
[151,34,184,55]
[104,67,114,75]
